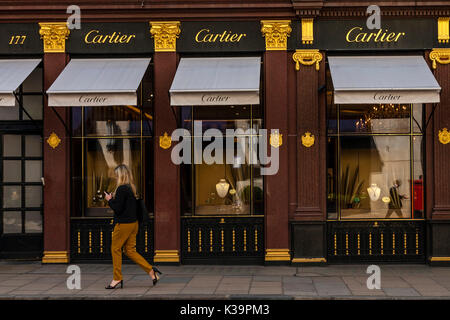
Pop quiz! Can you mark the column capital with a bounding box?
[292,49,322,71]
[150,21,181,52]
[260,20,292,51]
[429,48,450,70]
[38,22,70,53]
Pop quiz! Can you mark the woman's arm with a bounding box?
[108,185,127,215]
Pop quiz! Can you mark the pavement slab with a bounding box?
[0,262,450,299]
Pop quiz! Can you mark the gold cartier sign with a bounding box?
[84,30,136,44]
[195,29,247,43]
[346,27,406,43]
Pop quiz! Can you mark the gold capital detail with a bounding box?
[260,20,292,51]
[150,21,181,52]
[154,250,180,263]
[42,251,69,263]
[265,249,291,261]
[301,18,314,44]
[430,48,450,69]
[293,49,322,71]
[47,132,61,149]
[438,17,449,43]
[301,131,315,148]
[38,22,70,53]
[439,128,450,145]
[159,132,172,149]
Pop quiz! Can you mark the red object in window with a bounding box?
[413,179,424,211]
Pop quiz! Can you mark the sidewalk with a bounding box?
[1,261,450,299]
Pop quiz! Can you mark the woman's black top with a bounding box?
[108,184,137,224]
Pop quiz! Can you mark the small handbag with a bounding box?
[136,198,150,224]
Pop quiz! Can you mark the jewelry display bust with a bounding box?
[367,183,381,201]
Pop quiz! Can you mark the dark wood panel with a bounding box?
[294,53,326,221]
[264,51,289,250]
[432,60,450,218]
[153,52,180,253]
[43,53,70,254]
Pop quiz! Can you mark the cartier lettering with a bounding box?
[84,30,136,44]
[201,95,230,103]
[79,96,107,104]
[195,29,247,43]
[373,92,401,101]
[346,27,406,43]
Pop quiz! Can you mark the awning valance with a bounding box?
[169,57,261,106]
[0,59,41,107]
[47,58,151,107]
[328,56,441,104]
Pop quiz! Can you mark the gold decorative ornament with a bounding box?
[150,21,181,52]
[291,257,326,263]
[38,22,70,53]
[429,48,450,69]
[439,128,450,144]
[292,49,323,71]
[153,250,179,263]
[301,18,314,44]
[382,197,391,203]
[269,131,283,148]
[265,249,291,261]
[301,131,315,148]
[159,132,172,149]
[438,17,450,43]
[260,20,292,51]
[42,251,69,263]
[47,132,61,149]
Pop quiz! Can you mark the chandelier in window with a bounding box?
[355,104,410,132]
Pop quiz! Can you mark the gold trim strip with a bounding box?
[42,251,69,264]
[430,257,450,262]
[265,249,291,261]
[154,250,180,263]
[292,257,326,263]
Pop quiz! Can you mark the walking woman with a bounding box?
[104,164,161,289]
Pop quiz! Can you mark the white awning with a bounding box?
[328,56,441,104]
[169,57,261,106]
[47,58,151,107]
[0,59,41,107]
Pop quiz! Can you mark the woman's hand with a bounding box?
[104,192,112,201]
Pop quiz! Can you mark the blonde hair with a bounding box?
[114,164,137,197]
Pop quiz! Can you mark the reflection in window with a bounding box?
[182,105,263,216]
[85,138,141,216]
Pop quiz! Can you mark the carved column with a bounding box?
[150,21,181,264]
[290,49,327,264]
[428,47,450,264]
[261,20,291,264]
[39,22,70,263]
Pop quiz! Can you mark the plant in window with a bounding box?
[340,164,365,209]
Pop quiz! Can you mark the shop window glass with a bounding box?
[413,104,424,133]
[3,211,22,233]
[22,67,43,93]
[0,103,20,121]
[3,160,21,182]
[25,211,42,233]
[84,106,141,136]
[23,96,43,120]
[25,186,42,208]
[3,186,21,208]
[182,105,263,216]
[3,135,21,156]
[413,136,424,219]
[339,136,411,219]
[25,135,42,157]
[25,160,42,182]
[340,104,411,134]
[85,138,141,216]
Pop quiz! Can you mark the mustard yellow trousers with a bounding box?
[111,221,153,281]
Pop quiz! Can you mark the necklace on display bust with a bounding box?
[367,183,381,201]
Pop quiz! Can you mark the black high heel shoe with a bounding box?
[151,267,163,286]
[105,280,123,289]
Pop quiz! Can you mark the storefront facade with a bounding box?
[0,0,449,265]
